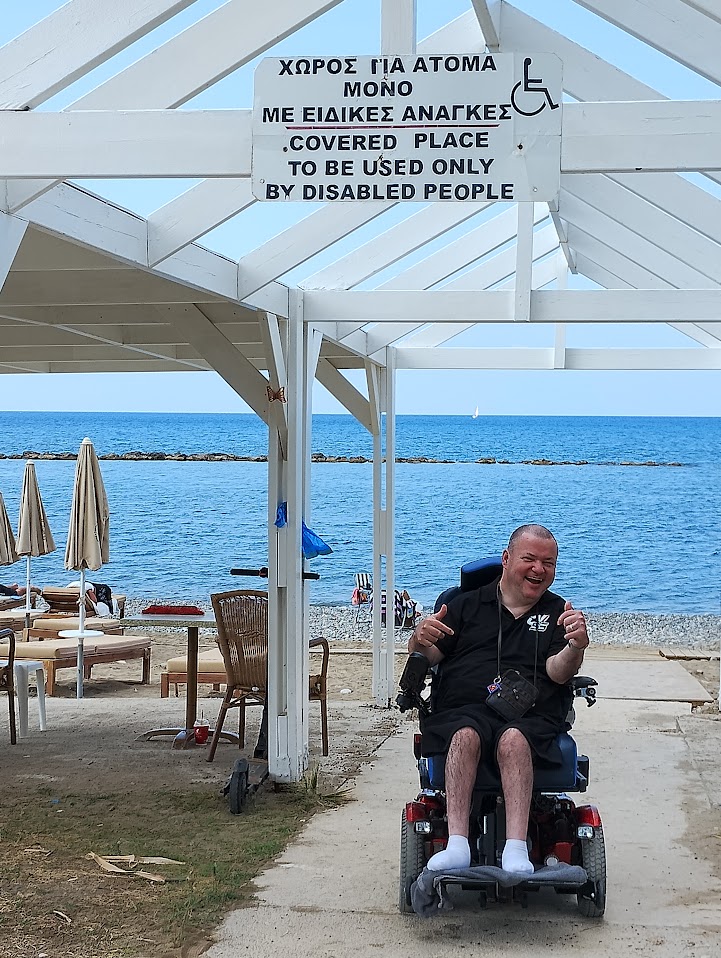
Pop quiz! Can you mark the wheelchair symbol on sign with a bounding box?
[511,57,560,117]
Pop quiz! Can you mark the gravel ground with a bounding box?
[122,599,721,650]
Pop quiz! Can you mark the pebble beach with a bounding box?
[121,598,721,651]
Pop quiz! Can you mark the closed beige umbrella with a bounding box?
[64,438,110,698]
[17,461,56,628]
[0,492,19,567]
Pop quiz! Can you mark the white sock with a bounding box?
[501,838,534,875]
[426,834,471,872]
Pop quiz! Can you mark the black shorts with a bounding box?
[420,702,564,768]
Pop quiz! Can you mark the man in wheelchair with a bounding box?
[398,524,604,916]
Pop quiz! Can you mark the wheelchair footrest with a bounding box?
[410,864,588,917]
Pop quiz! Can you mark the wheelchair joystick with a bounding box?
[396,652,431,715]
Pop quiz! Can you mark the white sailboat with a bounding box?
[472,405,479,419]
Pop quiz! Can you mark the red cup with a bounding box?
[194,723,209,745]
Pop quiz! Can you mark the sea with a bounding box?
[0,412,718,614]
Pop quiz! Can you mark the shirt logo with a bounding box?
[528,614,550,632]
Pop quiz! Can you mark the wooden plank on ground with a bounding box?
[659,648,719,661]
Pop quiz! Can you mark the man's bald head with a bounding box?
[507,524,557,553]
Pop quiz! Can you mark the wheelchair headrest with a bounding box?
[434,556,503,613]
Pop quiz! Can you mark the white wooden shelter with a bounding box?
[0,1,719,779]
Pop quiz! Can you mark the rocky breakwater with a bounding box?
[0,451,685,466]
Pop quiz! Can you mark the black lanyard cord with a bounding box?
[496,586,539,687]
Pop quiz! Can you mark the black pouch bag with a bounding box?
[485,589,540,721]
[486,668,538,721]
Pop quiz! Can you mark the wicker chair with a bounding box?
[207,589,330,762]
[207,589,269,762]
[0,626,17,744]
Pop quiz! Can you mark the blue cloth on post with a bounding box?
[274,502,333,559]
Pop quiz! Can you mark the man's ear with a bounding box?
[501,549,509,568]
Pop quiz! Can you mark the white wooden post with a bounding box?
[371,351,396,706]
[554,251,568,369]
[384,348,397,702]
[268,288,308,782]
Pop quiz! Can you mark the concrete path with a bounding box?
[205,673,721,958]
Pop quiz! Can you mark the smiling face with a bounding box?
[500,531,558,611]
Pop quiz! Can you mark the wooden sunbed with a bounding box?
[1,618,150,695]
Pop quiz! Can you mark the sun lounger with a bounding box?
[41,586,126,617]
[0,609,46,631]
[2,621,151,695]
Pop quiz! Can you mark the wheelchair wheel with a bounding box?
[399,810,425,914]
[228,758,249,815]
[577,824,606,917]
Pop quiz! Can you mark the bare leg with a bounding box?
[445,727,481,836]
[426,727,480,871]
[497,727,534,874]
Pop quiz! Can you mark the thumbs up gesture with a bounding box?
[413,603,455,650]
[558,600,589,650]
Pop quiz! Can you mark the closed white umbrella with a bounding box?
[16,461,56,629]
[0,493,19,567]
[64,438,109,698]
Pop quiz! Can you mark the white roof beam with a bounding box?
[331,205,548,345]
[305,289,721,324]
[381,0,417,54]
[562,101,721,174]
[395,347,721,370]
[442,224,559,291]
[301,204,490,290]
[0,110,251,179]
[574,0,721,86]
[147,180,255,266]
[568,226,671,290]
[162,304,271,423]
[0,0,196,110]
[0,212,27,289]
[547,202,577,273]
[563,175,721,283]
[378,204,548,292]
[681,1,721,25]
[365,256,560,356]
[0,268,223,307]
[605,172,721,248]
[21,183,288,316]
[5,0,344,211]
[401,247,559,349]
[0,313,208,368]
[316,358,373,432]
[238,203,391,301]
[471,1,500,49]
[559,191,719,288]
[567,237,721,348]
[0,303,258,328]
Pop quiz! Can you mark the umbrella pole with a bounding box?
[77,567,85,699]
[24,555,31,632]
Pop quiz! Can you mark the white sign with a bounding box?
[252,53,562,202]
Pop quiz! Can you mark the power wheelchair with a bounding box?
[396,558,606,917]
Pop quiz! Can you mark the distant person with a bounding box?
[66,580,118,617]
[0,582,41,598]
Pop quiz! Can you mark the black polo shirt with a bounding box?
[433,576,569,723]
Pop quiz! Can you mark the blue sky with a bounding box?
[1,0,720,416]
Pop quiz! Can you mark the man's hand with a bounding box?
[557,600,589,650]
[408,604,454,663]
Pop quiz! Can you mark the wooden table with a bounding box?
[125,613,236,750]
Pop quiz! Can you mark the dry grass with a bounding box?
[0,774,344,958]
